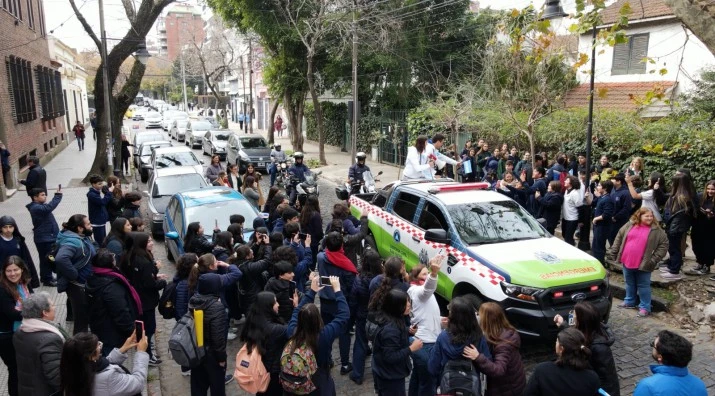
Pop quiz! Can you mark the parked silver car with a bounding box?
[202,130,232,160]
[185,120,213,148]
[170,119,189,142]
[137,140,172,183]
[144,166,208,238]
[226,133,271,171]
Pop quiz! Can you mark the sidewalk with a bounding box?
[0,134,159,396]
[228,120,402,187]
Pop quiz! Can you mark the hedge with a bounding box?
[305,102,348,148]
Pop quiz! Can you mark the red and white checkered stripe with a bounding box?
[350,196,506,286]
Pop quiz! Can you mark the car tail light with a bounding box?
[553,291,563,298]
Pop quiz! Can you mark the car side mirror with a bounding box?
[165,231,179,240]
[199,160,204,164]
[377,171,383,176]
[335,187,349,201]
[424,228,450,245]
[142,190,150,197]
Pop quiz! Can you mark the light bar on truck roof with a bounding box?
[428,182,490,194]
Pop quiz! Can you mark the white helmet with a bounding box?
[356,152,367,161]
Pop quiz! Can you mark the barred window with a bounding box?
[25,0,34,29]
[35,66,65,120]
[1,0,22,19]
[5,56,36,124]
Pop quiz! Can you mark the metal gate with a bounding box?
[378,110,408,166]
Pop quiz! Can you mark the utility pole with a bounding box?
[241,54,247,134]
[351,0,358,159]
[98,0,118,176]
[180,49,188,112]
[248,37,254,134]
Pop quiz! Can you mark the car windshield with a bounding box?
[213,132,231,141]
[239,137,267,149]
[175,120,188,128]
[447,200,546,245]
[155,152,200,168]
[192,121,212,131]
[186,199,259,233]
[141,143,170,156]
[146,112,160,118]
[136,134,164,145]
[153,174,206,196]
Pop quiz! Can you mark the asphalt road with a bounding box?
[126,121,715,396]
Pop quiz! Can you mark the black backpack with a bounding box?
[158,281,178,320]
[438,358,484,396]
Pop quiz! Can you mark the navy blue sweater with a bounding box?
[26,193,62,243]
[87,188,112,225]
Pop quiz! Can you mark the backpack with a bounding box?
[365,311,381,342]
[168,311,206,369]
[234,343,270,394]
[279,340,318,395]
[158,281,178,320]
[438,358,484,396]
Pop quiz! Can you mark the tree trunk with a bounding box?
[306,57,326,165]
[267,99,280,145]
[451,122,459,178]
[527,124,536,169]
[284,89,304,152]
[84,67,111,181]
[663,0,715,55]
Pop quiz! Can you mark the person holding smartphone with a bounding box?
[264,260,300,322]
[234,234,273,313]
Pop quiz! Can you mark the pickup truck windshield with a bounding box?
[447,200,546,245]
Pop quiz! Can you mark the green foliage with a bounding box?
[682,68,715,120]
[356,114,382,152]
[305,102,347,147]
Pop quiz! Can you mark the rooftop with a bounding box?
[600,0,675,25]
[563,81,676,112]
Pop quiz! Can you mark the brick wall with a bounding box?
[0,2,68,199]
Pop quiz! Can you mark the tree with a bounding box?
[683,68,715,120]
[69,0,174,180]
[481,7,578,166]
[184,16,239,127]
[663,0,715,55]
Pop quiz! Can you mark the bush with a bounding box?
[305,102,348,147]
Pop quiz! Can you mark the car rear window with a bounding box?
[186,199,259,232]
[155,152,200,168]
[239,137,267,148]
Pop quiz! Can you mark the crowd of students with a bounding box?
[0,136,712,396]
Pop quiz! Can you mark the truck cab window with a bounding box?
[392,191,420,222]
[418,201,449,231]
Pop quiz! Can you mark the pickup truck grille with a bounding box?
[542,279,608,307]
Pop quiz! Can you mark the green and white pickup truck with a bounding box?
[341,179,612,339]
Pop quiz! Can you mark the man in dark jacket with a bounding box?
[19,156,47,197]
[609,173,633,246]
[26,187,62,286]
[13,292,66,396]
[0,215,41,288]
[189,274,229,393]
[317,231,359,375]
[591,180,615,266]
[0,141,10,186]
[264,260,298,323]
[517,166,548,217]
[87,175,114,245]
[55,214,96,334]
[235,237,272,312]
[535,183,564,235]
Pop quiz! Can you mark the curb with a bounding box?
[608,277,671,313]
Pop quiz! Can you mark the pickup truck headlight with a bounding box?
[152,213,164,221]
[500,281,543,303]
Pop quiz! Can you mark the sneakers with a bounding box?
[181,367,191,376]
[224,374,234,385]
[340,363,353,375]
[148,356,162,366]
[637,309,650,317]
[617,303,636,309]
[42,279,58,287]
[349,375,363,385]
[661,272,682,280]
[692,266,711,275]
[227,332,237,341]
[710,275,715,281]
[659,267,671,273]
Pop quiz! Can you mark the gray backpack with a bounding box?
[169,310,206,368]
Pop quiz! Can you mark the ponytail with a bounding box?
[188,254,215,294]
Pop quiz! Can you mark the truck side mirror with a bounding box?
[335,187,349,201]
[424,229,450,245]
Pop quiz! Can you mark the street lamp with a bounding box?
[134,42,151,66]
[542,0,567,20]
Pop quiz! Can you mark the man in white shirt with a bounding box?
[403,134,460,180]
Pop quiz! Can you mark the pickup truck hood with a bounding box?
[467,237,606,289]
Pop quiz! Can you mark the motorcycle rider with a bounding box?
[269,144,287,187]
[287,152,310,205]
[348,152,371,194]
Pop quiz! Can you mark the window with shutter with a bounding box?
[611,34,649,75]
[6,56,36,124]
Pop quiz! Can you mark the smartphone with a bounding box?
[215,219,219,229]
[298,232,308,241]
[135,320,144,342]
[58,184,62,190]
[320,276,332,286]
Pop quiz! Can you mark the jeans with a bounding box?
[622,267,652,312]
[408,343,435,396]
[77,137,85,150]
[142,309,157,359]
[374,373,406,396]
[0,334,18,396]
[319,299,354,366]
[66,283,89,334]
[122,156,130,174]
[35,241,55,282]
[92,224,106,246]
[561,220,579,246]
[592,222,610,265]
[190,356,226,396]
[667,232,685,274]
[269,163,277,186]
[350,318,368,381]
